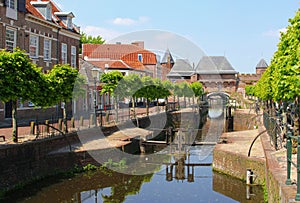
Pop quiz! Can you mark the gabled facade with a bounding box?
[195,56,238,92]
[0,0,80,122]
[167,59,195,82]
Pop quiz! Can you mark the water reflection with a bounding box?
[11,146,264,203]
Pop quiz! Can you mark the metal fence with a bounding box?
[263,112,284,150]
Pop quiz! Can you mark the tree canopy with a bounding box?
[256,9,300,102]
[80,32,105,53]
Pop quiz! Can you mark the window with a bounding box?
[61,43,67,64]
[29,35,39,58]
[46,4,52,20]
[71,46,76,67]
[138,54,143,62]
[5,28,16,52]
[67,17,72,29]
[6,0,15,9]
[44,38,51,61]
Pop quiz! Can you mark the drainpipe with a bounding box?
[56,26,61,64]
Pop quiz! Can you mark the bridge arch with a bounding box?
[207,91,230,99]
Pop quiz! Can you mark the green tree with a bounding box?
[190,82,203,105]
[162,80,174,111]
[267,9,300,138]
[100,71,124,122]
[80,32,105,53]
[173,83,183,108]
[245,85,256,97]
[46,64,79,132]
[137,76,155,116]
[117,74,142,120]
[0,49,45,142]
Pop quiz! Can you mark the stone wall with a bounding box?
[213,149,265,185]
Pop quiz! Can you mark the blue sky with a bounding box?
[54,0,299,73]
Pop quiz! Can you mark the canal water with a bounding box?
[7,146,264,203]
[3,106,265,202]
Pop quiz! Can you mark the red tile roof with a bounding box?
[26,0,79,33]
[89,60,131,70]
[82,44,143,60]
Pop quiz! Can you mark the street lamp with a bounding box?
[91,67,100,127]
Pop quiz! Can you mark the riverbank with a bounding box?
[213,109,299,203]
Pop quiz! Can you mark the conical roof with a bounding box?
[256,59,268,69]
[161,48,175,64]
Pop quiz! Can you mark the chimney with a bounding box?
[132,41,144,49]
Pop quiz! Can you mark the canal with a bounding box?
[3,110,264,203]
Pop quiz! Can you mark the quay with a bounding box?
[213,109,299,203]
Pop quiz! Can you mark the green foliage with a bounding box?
[256,8,300,102]
[255,67,273,100]
[0,49,44,103]
[100,71,124,96]
[190,81,203,97]
[79,32,105,53]
[245,85,256,96]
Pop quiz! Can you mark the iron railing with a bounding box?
[263,112,284,150]
[285,127,300,201]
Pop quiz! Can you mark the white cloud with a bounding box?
[263,28,287,38]
[82,26,122,41]
[112,16,149,26]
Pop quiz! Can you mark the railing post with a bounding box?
[296,134,300,201]
[286,131,292,185]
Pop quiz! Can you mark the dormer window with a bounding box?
[54,12,75,29]
[46,4,52,21]
[31,1,52,21]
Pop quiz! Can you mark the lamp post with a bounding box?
[91,68,100,127]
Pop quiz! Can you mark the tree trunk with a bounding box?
[156,98,160,113]
[293,97,299,154]
[146,99,149,116]
[63,101,68,133]
[115,96,119,123]
[165,96,168,112]
[12,100,18,142]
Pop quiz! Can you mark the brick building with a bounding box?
[0,0,80,122]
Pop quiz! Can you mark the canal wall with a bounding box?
[213,109,298,203]
[0,109,206,192]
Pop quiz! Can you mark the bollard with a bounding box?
[80,116,84,127]
[90,114,94,126]
[58,119,63,131]
[45,120,49,134]
[71,117,75,128]
[246,169,253,185]
[30,121,35,135]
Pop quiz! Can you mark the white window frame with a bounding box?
[61,43,67,64]
[71,46,76,67]
[6,0,16,9]
[43,38,51,61]
[5,27,16,52]
[29,35,39,58]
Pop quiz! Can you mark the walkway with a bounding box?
[214,110,299,202]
